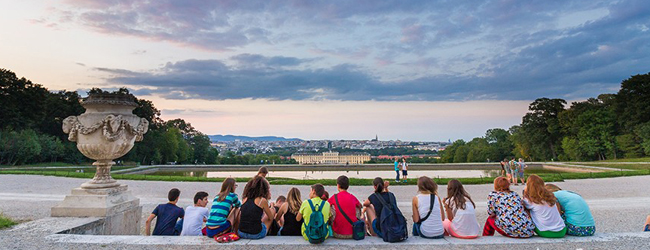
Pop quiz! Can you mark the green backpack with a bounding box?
[304,199,328,244]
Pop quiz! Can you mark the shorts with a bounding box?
[412,223,444,239]
[566,223,595,236]
[518,170,524,178]
[206,220,231,238]
[238,223,267,239]
[402,170,408,176]
[443,219,478,239]
[332,231,353,239]
[372,219,383,238]
[534,227,567,238]
[644,224,649,232]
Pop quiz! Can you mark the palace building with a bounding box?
[291,151,370,165]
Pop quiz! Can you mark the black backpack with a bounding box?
[374,192,408,242]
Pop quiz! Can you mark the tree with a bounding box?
[518,98,567,160]
[485,128,513,161]
[616,72,650,133]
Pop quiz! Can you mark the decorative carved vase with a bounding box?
[62,93,148,189]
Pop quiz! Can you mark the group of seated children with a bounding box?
[483,175,596,238]
[145,168,601,244]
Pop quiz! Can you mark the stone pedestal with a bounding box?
[51,185,141,235]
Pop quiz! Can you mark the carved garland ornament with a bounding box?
[63,115,149,142]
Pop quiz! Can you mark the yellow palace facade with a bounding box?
[291,151,370,164]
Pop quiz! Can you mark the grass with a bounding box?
[575,163,650,170]
[5,168,649,186]
[596,157,650,162]
[0,162,86,168]
[0,213,17,230]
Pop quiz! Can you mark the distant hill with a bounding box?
[209,134,303,142]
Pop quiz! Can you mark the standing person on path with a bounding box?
[330,175,364,239]
[401,158,409,183]
[510,158,519,185]
[238,176,275,240]
[523,175,566,238]
[180,191,210,236]
[545,184,595,236]
[645,215,650,232]
[503,158,512,183]
[483,177,535,238]
[394,159,400,183]
[411,176,445,239]
[442,180,480,239]
[146,188,185,236]
[499,160,506,177]
[517,158,526,185]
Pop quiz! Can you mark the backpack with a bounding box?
[374,193,408,242]
[304,199,328,244]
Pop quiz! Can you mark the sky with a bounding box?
[1,0,649,141]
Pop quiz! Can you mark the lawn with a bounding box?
[578,163,650,171]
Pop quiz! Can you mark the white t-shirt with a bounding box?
[523,198,565,231]
[417,194,444,237]
[180,206,209,236]
[402,162,408,171]
[448,199,480,237]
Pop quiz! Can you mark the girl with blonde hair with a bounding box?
[274,188,304,236]
[411,176,445,238]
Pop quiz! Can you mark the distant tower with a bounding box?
[372,134,378,142]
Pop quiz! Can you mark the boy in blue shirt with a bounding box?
[146,188,185,236]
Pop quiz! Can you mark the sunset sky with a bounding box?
[1,0,648,141]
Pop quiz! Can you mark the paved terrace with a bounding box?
[1,174,649,249]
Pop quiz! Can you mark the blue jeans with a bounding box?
[413,223,444,239]
[206,221,231,238]
[395,170,400,181]
[238,223,267,239]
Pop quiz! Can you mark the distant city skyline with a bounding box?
[2,1,648,141]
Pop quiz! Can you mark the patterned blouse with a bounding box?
[487,191,535,238]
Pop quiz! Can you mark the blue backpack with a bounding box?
[304,199,328,244]
[374,192,408,242]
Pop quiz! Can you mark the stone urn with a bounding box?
[62,92,149,189]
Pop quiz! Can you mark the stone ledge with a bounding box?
[47,232,650,247]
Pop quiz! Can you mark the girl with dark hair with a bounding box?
[442,179,480,239]
[483,177,535,238]
[274,188,304,236]
[238,176,275,239]
[411,176,444,239]
[523,175,566,238]
[206,178,241,241]
[362,177,396,238]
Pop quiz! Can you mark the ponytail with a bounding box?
[373,177,384,193]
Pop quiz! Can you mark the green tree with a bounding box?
[518,98,567,160]
[616,72,650,133]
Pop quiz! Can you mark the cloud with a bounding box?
[230,54,316,68]
[56,0,650,102]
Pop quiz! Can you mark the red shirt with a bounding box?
[331,191,361,235]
